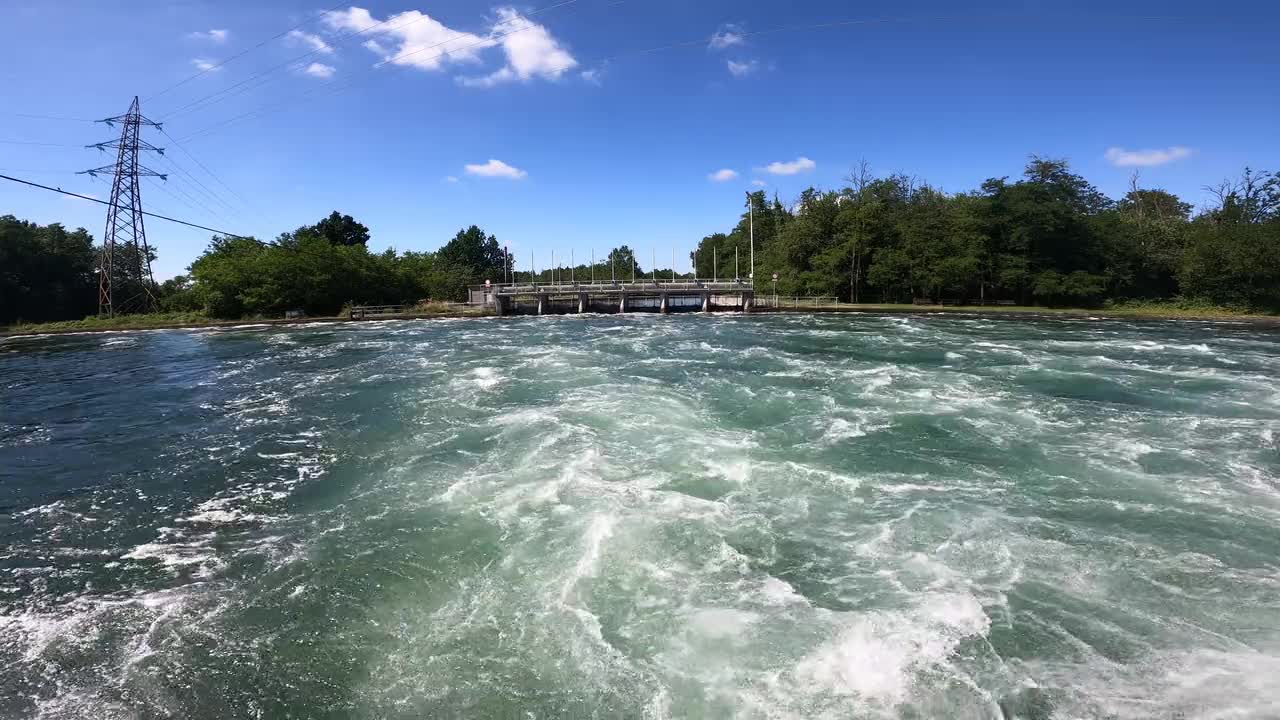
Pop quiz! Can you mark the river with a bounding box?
[2,313,1278,719]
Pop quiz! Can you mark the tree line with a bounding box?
[695,158,1280,309]
[3,158,1278,324]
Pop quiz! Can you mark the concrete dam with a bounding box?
[480,281,756,315]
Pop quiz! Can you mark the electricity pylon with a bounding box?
[79,97,167,316]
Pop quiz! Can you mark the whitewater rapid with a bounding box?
[2,313,1278,719]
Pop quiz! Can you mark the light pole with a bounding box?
[772,273,778,307]
[591,248,595,284]
[747,191,755,284]
[571,249,575,285]
[672,248,676,282]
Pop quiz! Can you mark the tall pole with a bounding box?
[531,249,535,284]
[591,248,595,284]
[612,251,616,283]
[80,96,165,316]
[651,248,656,284]
[571,249,575,284]
[672,248,676,282]
[631,255,635,283]
[714,248,717,283]
[735,246,739,280]
[747,192,755,283]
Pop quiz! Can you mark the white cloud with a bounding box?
[191,58,219,72]
[457,66,515,88]
[188,29,229,43]
[445,175,459,183]
[709,169,739,182]
[458,7,577,87]
[287,29,334,55]
[1104,146,1193,167]
[762,157,816,176]
[325,6,492,71]
[303,62,336,78]
[326,6,576,86]
[727,59,758,77]
[581,68,602,85]
[464,158,527,179]
[752,179,767,187]
[709,24,744,50]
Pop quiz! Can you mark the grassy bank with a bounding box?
[2,305,494,337]
[768,300,1278,323]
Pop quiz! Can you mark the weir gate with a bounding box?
[474,280,756,316]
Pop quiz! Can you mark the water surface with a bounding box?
[2,314,1278,719]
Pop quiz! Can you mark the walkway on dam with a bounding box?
[480,280,756,315]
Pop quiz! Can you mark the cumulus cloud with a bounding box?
[458,7,577,87]
[188,29,229,43]
[457,66,515,88]
[709,24,744,50]
[325,6,493,71]
[445,175,459,183]
[465,158,527,179]
[1104,146,1194,167]
[190,58,219,72]
[709,169,739,182]
[303,62,336,78]
[752,179,767,187]
[580,68,602,85]
[324,6,576,87]
[287,29,334,55]
[727,59,758,77]
[762,157,816,176]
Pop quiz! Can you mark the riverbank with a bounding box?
[5,303,1277,338]
[769,302,1280,325]
[0,308,494,337]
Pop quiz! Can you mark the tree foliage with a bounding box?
[697,161,1280,311]
[6,164,1280,325]
[1,215,98,324]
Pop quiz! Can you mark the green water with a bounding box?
[1,313,1278,719]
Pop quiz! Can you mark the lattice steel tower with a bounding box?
[79,97,167,316]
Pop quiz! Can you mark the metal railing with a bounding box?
[757,295,842,309]
[486,279,754,295]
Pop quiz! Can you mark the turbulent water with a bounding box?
[2,314,1279,719]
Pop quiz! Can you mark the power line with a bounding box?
[157,152,239,215]
[156,7,443,122]
[0,173,251,239]
[177,0,586,143]
[174,11,1206,144]
[143,1,352,103]
[3,113,97,122]
[159,128,270,223]
[0,138,83,147]
[147,173,234,226]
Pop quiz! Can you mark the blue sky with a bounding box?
[2,0,1278,279]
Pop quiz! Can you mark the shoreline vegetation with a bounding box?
[5,160,1278,330]
[5,301,1276,338]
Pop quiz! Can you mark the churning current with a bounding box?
[1,314,1279,719]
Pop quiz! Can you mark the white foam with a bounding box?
[687,608,761,639]
[793,593,989,707]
